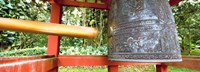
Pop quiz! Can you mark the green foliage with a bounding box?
[61,7,108,49]
[59,67,107,72]
[59,66,200,72]
[0,47,46,57]
[169,66,200,72]
[60,46,107,55]
[182,49,200,56]
[0,46,107,57]
[173,1,200,54]
[0,31,18,50]
[0,0,108,51]
[0,0,49,50]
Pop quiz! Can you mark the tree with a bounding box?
[173,0,200,54]
[0,0,49,50]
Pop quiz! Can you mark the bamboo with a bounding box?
[0,18,98,39]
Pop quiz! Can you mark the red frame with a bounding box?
[0,0,181,72]
[47,0,181,72]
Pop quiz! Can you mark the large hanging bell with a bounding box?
[108,0,182,62]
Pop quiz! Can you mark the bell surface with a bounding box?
[108,0,182,62]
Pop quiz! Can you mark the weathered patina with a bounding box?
[108,0,182,62]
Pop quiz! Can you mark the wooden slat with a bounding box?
[0,58,57,72]
[58,55,108,66]
[58,55,161,66]
[52,0,181,9]
[0,55,54,64]
[57,0,109,9]
[0,18,98,39]
[167,56,200,70]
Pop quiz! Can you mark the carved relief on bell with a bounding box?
[108,0,182,62]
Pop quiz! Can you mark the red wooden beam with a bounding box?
[156,64,168,72]
[58,55,161,66]
[56,0,109,9]
[108,65,118,72]
[47,1,62,57]
[51,0,181,10]
[0,55,54,64]
[58,55,108,66]
[167,56,200,71]
[47,1,63,72]
[0,58,57,72]
[169,0,182,6]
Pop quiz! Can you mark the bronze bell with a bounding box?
[108,0,182,62]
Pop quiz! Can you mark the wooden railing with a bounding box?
[0,55,200,72]
[167,56,200,71]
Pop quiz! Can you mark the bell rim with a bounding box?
[109,59,182,62]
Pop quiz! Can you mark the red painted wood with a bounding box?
[49,67,59,72]
[167,56,200,71]
[56,0,109,9]
[58,55,161,66]
[169,0,182,6]
[51,0,181,10]
[47,2,63,72]
[0,58,57,72]
[156,64,168,72]
[108,65,118,72]
[47,2,62,57]
[0,55,54,64]
[58,55,108,66]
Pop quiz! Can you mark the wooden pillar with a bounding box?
[108,65,118,72]
[169,0,181,6]
[47,1,63,72]
[156,64,168,72]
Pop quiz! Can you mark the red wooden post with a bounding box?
[169,0,182,6]
[156,64,168,72]
[108,65,118,72]
[47,1,63,72]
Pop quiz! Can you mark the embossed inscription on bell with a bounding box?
[108,0,182,62]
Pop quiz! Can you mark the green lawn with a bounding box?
[59,66,200,72]
[169,66,200,72]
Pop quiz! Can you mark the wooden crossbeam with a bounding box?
[0,18,98,39]
[167,56,200,71]
[50,0,109,9]
[0,57,57,72]
[0,55,54,64]
[58,55,161,66]
[50,0,181,10]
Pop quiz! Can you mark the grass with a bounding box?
[59,66,200,72]
[169,66,200,72]
[59,67,107,72]
[182,49,200,56]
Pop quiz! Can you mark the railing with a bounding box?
[50,0,110,9]
[1,55,200,72]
